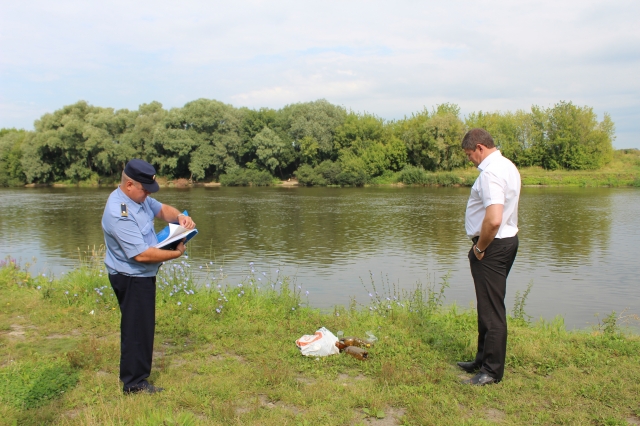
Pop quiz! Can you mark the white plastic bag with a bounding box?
[295,327,340,357]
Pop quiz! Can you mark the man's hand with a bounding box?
[178,214,196,230]
[157,205,196,229]
[473,245,485,260]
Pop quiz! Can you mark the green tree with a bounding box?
[397,103,465,171]
[0,129,29,186]
[538,101,614,170]
[279,100,347,163]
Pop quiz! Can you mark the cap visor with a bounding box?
[141,181,160,193]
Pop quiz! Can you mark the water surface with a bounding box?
[1,186,638,330]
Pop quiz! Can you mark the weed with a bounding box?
[512,281,533,324]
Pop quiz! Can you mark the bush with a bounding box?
[219,169,275,186]
[295,164,326,186]
[316,160,342,183]
[399,165,429,184]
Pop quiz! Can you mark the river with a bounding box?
[1,186,638,330]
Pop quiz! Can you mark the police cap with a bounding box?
[124,159,160,193]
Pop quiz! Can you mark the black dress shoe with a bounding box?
[461,373,497,386]
[456,361,480,373]
[124,384,164,394]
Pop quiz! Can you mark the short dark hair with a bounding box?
[461,128,495,150]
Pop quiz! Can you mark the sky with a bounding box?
[1,0,639,148]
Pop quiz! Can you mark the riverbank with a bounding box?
[15,149,640,189]
[1,257,639,425]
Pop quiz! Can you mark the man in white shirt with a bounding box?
[457,128,521,386]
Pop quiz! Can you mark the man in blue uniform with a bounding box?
[102,159,196,394]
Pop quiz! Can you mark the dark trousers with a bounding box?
[109,274,156,391]
[468,235,518,381]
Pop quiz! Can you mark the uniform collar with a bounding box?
[477,150,502,172]
[116,186,143,212]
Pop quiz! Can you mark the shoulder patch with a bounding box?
[120,203,128,217]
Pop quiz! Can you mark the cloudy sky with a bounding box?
[1,0,638,148]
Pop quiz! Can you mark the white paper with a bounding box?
[154,224,195,248]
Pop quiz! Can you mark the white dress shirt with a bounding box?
[465,150,521,239]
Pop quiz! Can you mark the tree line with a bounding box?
[0,99,615,187]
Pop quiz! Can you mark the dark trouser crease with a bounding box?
[468,235,518,382]
[109,274,156,391]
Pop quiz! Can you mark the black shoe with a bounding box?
[456,361,480,373]
[461,373,497,386]
[124,384,164,394]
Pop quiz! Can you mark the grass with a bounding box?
[381,149,640,188]
[1,254,639,425]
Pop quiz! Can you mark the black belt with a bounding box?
[471,235,517,245]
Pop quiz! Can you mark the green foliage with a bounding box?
[219,168,275,186]
[467,101,615,171]
[1,260,640,425]
[3,99,620,186]
[0,360,79,409]
[398,103,466,172]
[512,281,533,324]
[295,164,327,186]
[0,129,29,186]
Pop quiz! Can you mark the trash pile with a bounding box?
[295,327,377,360]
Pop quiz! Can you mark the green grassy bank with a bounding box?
[1,255,639,425]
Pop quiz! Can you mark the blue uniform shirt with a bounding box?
[102,187,163,277]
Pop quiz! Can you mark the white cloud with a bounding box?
[1,0,639,147]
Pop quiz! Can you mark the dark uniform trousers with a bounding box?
[468,235,518,382]
[109,274,156,392]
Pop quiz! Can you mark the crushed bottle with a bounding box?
[339,336,373,349]
[344,346,368,360]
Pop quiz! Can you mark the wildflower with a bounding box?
[369,293,373,297]
[36,286,41,290]
[199,266,202,269]
[237,283,243,287]
[185,256,188,259]
[386,297,391,301]
[241,290,245,295]
[276,269,279,273]
[291,307,295,311]
[42,273,46,277]
[306,290,309,296]
[74,294,78,297]
[262,272,266,276]
[188,307,192,311]
[177,302,182,306]
[249,262,254,266]
[205,283,210,288]
[298,286,301,290]
[65,291,69,295]
[335,312,340,317]
[216,308,221,313]
[217,284,221,288]
[209,261,213,265]
[387,305,391,309]
[258,278,261,281]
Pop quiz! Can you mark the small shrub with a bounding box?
[512,281,533,324]
[295,164,326,186]
[316,160,342,184]
[219,169,274,186]
[399,165,428,184]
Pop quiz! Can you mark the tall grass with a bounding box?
[1,255,639,425]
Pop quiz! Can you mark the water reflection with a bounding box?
[0,186,637,330]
